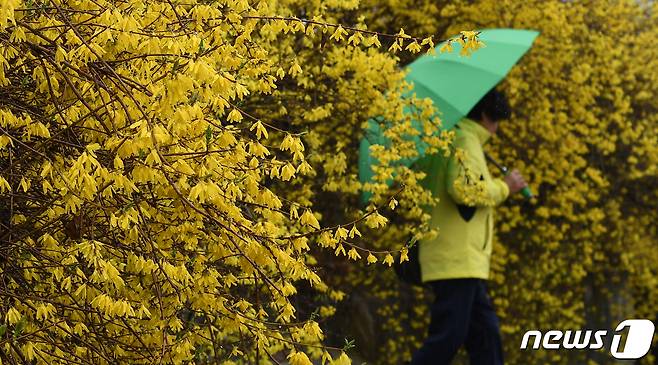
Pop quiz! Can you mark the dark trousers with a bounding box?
[410,278,504,365]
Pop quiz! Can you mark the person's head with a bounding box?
[466,88,511,134]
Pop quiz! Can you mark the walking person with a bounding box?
[410,89,528,365]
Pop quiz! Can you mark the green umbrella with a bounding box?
[359,28,539,202]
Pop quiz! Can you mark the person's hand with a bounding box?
[504,169,527,194]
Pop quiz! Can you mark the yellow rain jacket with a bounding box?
[418,118,509,282]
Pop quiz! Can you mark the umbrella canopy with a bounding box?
[359,29,539,201]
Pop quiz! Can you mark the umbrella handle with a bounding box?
[501,167,533,199]
[520,186,533,199]
[486,154,533,199]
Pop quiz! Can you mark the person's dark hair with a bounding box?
[466,88,511,122]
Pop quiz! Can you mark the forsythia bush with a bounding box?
[316,1,658,364]
[3,0,655,364]
[0,0,466,364]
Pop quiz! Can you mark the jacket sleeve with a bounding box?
[446,133,510,207]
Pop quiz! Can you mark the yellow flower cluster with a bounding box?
[314,1,658,364]
[0,0,457,364]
